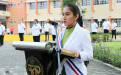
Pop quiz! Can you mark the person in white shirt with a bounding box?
[18,20,25,41]
[50,24,56,41]
[91,20,98,34]
[32,19,42,42]
[102,19,111,33]
[111,20,117,39]
[0,22,5,46]
[44,22,50,41]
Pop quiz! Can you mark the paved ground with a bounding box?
[0,42,121,75]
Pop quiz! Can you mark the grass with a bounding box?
[93,42,121,50]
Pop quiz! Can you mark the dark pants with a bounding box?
[45,32,49,41]
[11,31,13,34]
[104,29,109,33]
[112,30,116,39]
[52,35,56,41]
[19,33,24,41]
[92,32,97,34]
[33,35,40,42]
[0,35,4,46]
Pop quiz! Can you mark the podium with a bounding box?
[12,41,77,75]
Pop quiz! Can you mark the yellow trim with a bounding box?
[4,35,53,42]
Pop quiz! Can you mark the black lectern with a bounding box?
[12,41,77,75]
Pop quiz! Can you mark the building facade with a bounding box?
[5,0,121,34]
[81,0,121,32]
[0,0,10,27]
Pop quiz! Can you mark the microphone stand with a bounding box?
[54,24,61,75]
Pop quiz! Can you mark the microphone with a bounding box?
[46,19,58,25]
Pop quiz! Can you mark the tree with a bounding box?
[61,0,78,7]
[61,0,86,15]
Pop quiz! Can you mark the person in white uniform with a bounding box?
[102,19,111,33]
[111,20,117,39]
[50,24,56,41]
[18,20,25,41]
[0,22,5,46]
[58,3,93,75]
[91,20,98,34]
[32,19,42,42]
[44,22,50,41]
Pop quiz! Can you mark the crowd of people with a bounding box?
[91,19,117,39]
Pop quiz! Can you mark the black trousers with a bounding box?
[92,32,97,34]
[52,35,56,41]
[45,32,49,41]
[33,35,40,42]
[0,35,4,46]
[11,31,13,34]
[104,29,109,33]
[112,30,116,39]
[19,33,24,41]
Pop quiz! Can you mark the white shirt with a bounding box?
[32,23,41,36]
[0,25,5,35]
[50,25,56,35]
[91,22,98,32]
[102,21,111,30]
[61,23,67,28]
[44,23,50,32]
[111,23,117,30]
[18,23,25,33]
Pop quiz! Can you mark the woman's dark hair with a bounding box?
[64,3,83,27]
[34,19,38,23]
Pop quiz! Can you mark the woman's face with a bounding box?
[34,20,37,24]
[62,6,78,27]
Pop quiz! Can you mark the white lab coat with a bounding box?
[58,23,93,75]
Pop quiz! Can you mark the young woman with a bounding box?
[58,3,93,75]
[32,19,42,42]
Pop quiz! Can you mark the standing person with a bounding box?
[50,24,56,41]
[18,20,25,41]
[59,3,93,75]
[44,22,50,41]
[102,19,111,33]
[91,20,98,34]
[111,20,117,39]
[10,26,13,34]
[0,22,5,46]
[32,19,42,42]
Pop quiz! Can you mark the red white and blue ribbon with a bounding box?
[58,31,83,75]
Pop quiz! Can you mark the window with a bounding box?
[18,3,24,6]
[30,21,45,28]
[94,0,109,5]
[82,0,91,6]
[115,19,121,27]
[117,0,121,3]
[8,4,16,7]
[39,21,46,28]
[38,2,47,9]
[0,5,6,11]
[54,1,60,8]
[30,3,35,9]
[30,22,34,28]
[83,20,91,28]
[8,21,16,24]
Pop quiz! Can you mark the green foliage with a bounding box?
[91,33,112,42]
[93,43,121,68]
[102,33,112,42]
[91,34,101,43]
[61,0,78,7]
